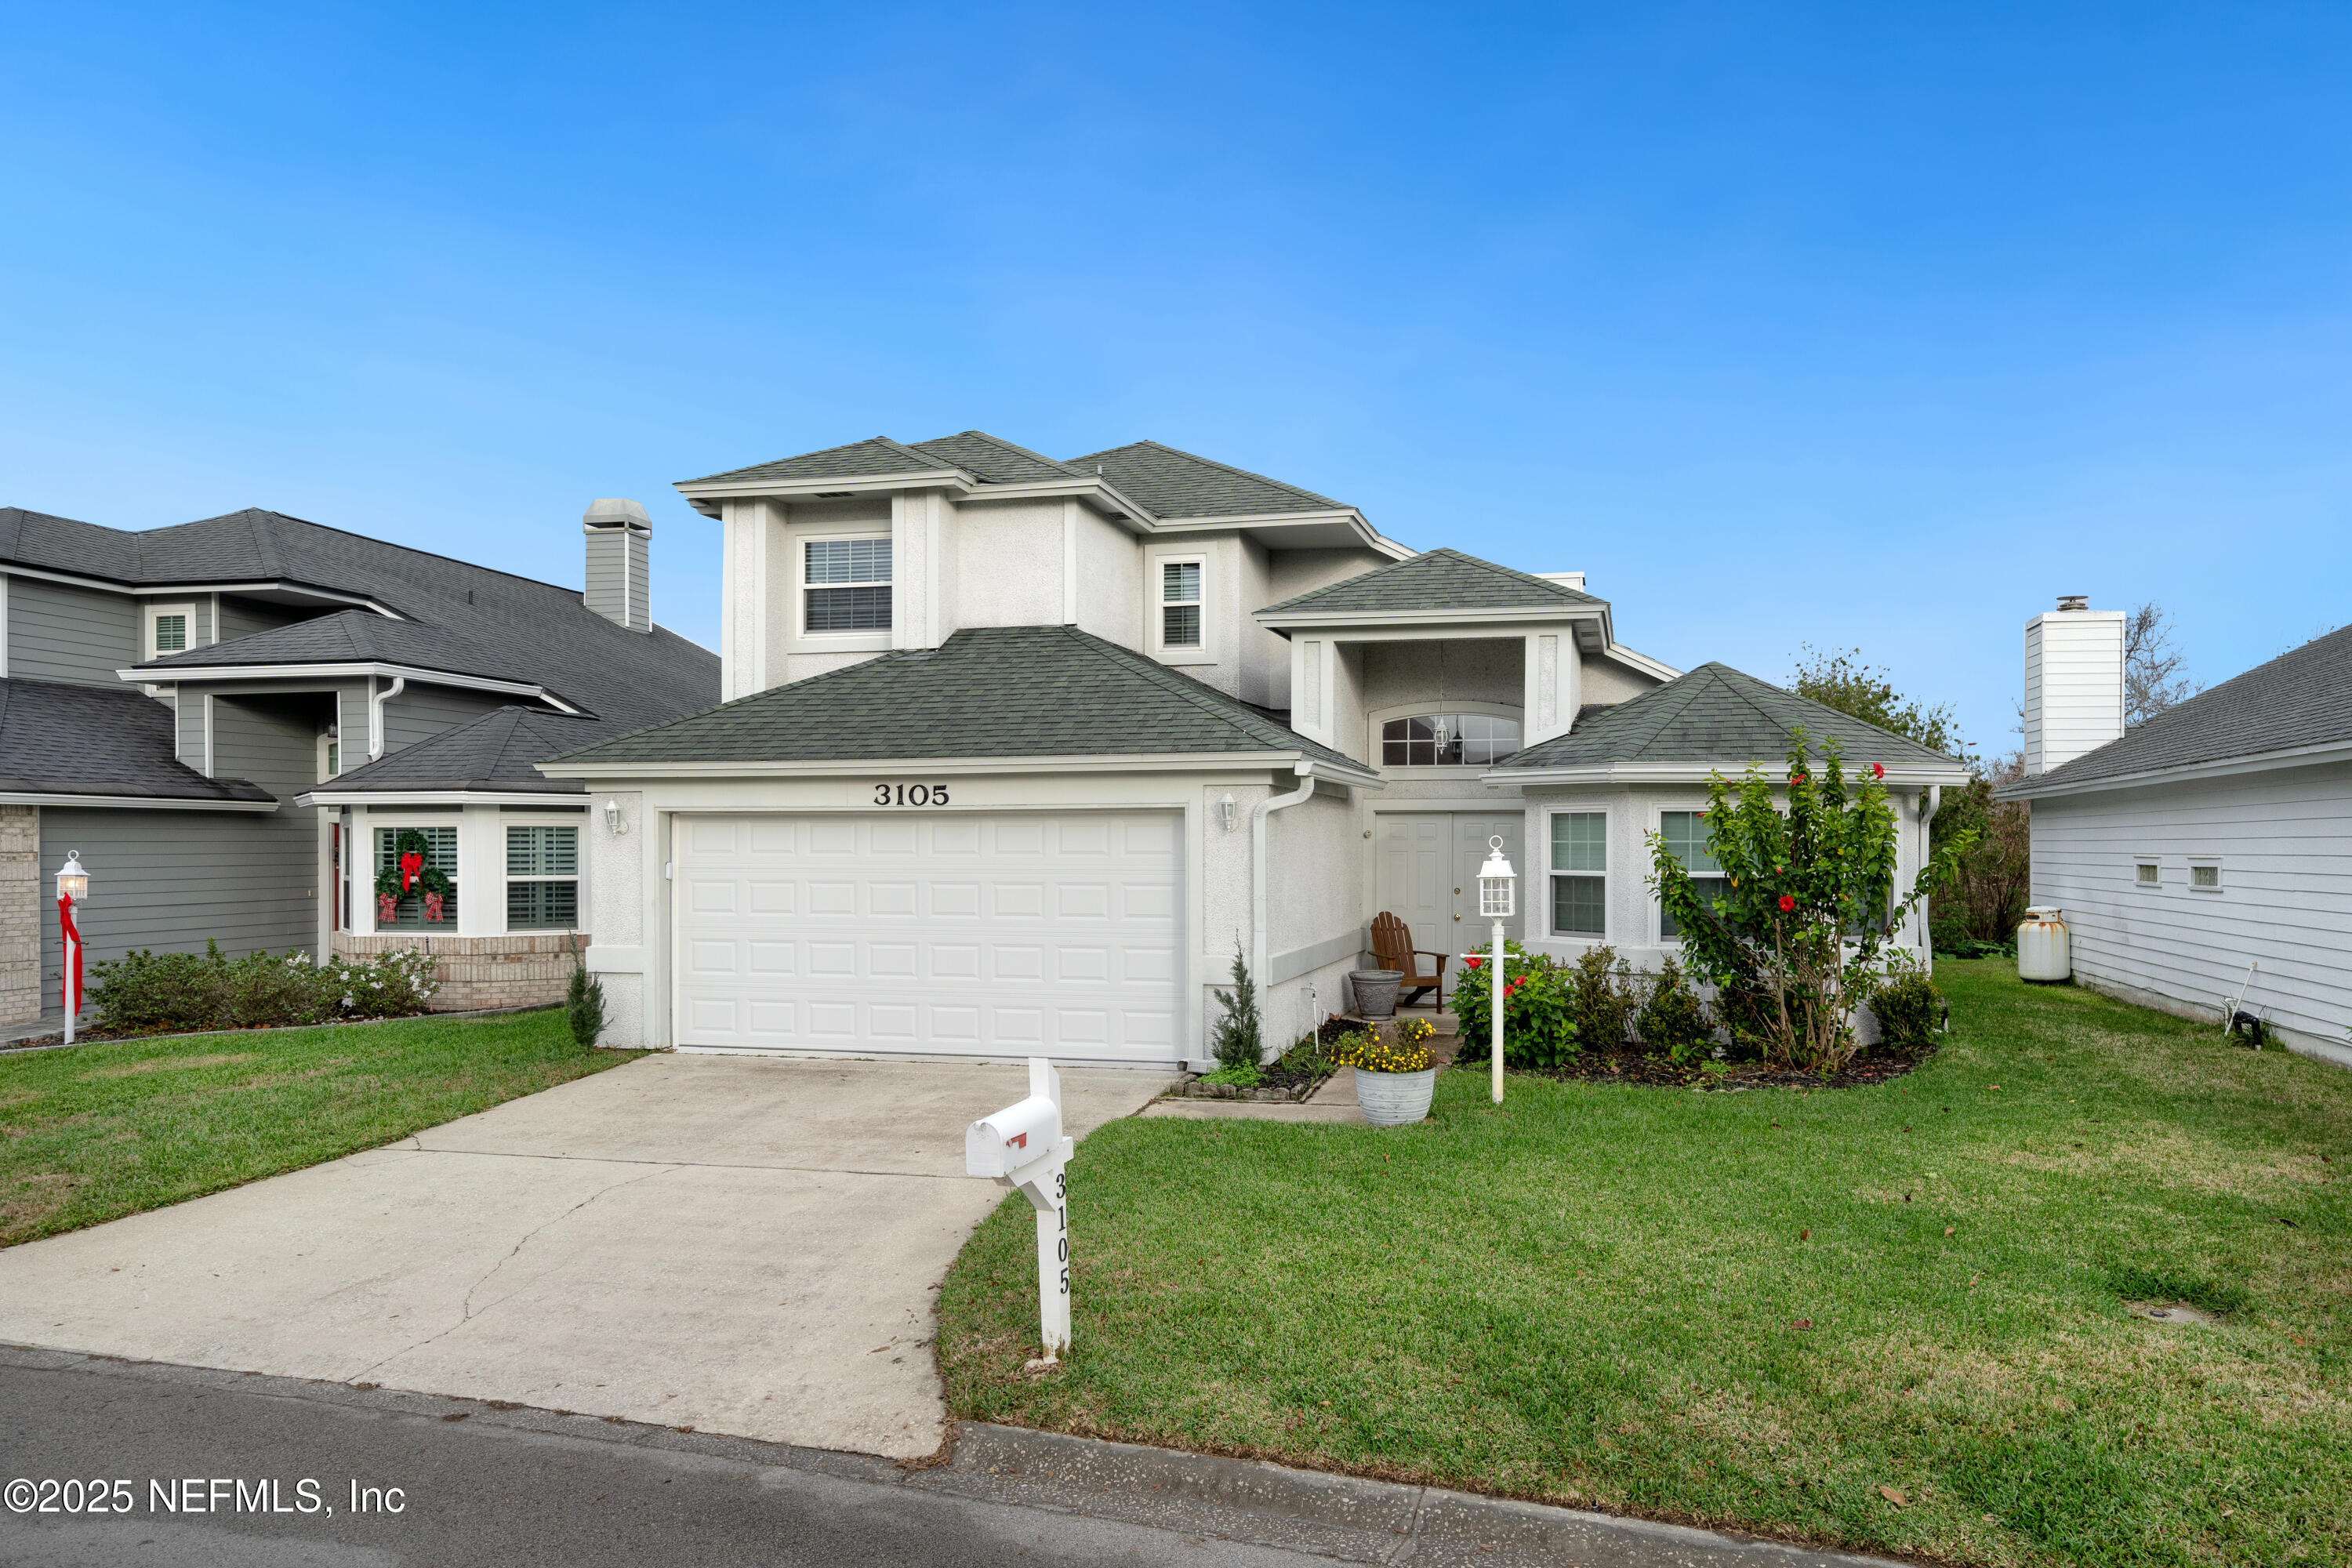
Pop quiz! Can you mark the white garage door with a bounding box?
[673,811,1183,1062]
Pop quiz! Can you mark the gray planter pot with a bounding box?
[1353,1065,1436,1127]
[1350,969,1403,1018]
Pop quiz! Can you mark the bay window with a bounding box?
[1550,811,1606,935]
[506,824,580,930]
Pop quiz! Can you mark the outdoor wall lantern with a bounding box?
[1476,836,1516,1105]
[1218,793,1236,833]
[55,851,89,1045]
[604,797,628,837]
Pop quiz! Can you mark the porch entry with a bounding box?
[1373,813,1524,997]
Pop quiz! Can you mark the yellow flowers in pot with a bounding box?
[1333,1022,1434,1074]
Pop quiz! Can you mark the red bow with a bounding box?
[399,851,423,893]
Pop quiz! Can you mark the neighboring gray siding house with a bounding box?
[2001,604,2352,1069]
[0,499,717,1025]
[540,430,1959,1067]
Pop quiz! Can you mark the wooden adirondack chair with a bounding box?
[1369,912,1449,1007]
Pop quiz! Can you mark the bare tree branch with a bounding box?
[2124,602,2200,728]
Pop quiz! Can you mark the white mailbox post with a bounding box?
[965,1058,1076,1363]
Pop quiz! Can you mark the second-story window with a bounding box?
[1161,561,1202,648]
[805,538,892,633]
[1381,713,1521,766]
[145,601,195,659]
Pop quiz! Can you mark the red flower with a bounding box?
[1464,955,1483,969]
[1789,772,1808,786]
[1870,762,1886,780]
[1778,894,1796,912]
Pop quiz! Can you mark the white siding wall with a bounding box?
[2027,764,2352,1059]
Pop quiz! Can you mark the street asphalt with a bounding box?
[0,1346,1907,1568]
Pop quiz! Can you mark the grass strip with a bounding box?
[940,960,2350,1566]
[0,1009,637,1247]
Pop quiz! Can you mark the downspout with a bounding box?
[1913,785,1944,952]
[1249,761,1318,1019]
[367,675,405,760]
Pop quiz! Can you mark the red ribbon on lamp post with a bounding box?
[55,851,89,1044]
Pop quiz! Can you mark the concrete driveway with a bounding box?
[0,1054,1170,1458]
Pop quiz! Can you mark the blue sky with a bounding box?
[5,2,2350,755]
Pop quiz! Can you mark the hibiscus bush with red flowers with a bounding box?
[1447,940,1579,1068]
[1646,730,1972,1072]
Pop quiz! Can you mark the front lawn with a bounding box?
[939,962,2350,1566]
[0,1010,638,1247]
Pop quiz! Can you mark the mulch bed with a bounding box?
[1490,1039,1940,1091]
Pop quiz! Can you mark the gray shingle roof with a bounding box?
[1062,441,1343,518]
[1259,548,1602,619]
[677,434,1348,521]
[909,432,1081,484]
[549,625,1367,771]
[0,678,274,803]
[321,707,598,793]
[0,504,720,788]
[682,437,953,488]
[1494,662,1963,772]
[2002,623,2352,797]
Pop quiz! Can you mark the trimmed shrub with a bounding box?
[1210,941,1263,1071]
[1868,960,1944,1051]
[1634,956,1715,1064]
[1568,946,1639,1053]
[566,936,606,1048]
[88,942,441,1035]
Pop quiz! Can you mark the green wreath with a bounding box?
[375,827,455,902]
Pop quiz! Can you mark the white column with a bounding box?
[456,805,503,937]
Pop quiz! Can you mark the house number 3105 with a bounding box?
[873,783,951,806]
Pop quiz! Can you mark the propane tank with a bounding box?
[2018,906,2071,983]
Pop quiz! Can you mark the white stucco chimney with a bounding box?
[2023,595,2125,775]
[583,499,652,633]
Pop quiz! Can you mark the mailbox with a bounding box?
[965,1092,1063,1179]
[967,1058,1076,1365]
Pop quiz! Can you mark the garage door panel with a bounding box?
[675,811,1182,1061]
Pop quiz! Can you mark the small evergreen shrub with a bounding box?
[1868,959,1945,1051]
[1635,956,1715,1064]
[566,935,606,1048]
[1568,945,1639,1053]
[1210,941,1263,1072]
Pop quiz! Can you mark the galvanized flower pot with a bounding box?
[1349,969,1403,1019]
[1353,1065,1436,1127]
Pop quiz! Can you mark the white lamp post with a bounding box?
[55,851,89,1044]
[1476,836,1515,1105]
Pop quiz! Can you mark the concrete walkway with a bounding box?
[0,1054,1171,1458]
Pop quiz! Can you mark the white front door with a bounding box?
[1372,812,1526,997]
[1374,815,1450,972]
[672,811,1183,1062]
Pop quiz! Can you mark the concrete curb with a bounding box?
[938,1423,1918,1567]
[0,1345,1916,1566]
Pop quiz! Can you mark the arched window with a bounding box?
[1380,713,1521,767]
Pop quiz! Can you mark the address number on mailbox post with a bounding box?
[966,1058,1074,1363]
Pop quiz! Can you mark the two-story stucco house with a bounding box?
[545,431,1965,1069]
[0,501,717,1025]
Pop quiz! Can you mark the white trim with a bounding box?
[541,750,1385,785]
[2000,736,2352,800]
[1152,552,1207,659]
[797,529,894,642]
[298,789,588,808]
[201,692,214,776]
[1259,604,1610,633]
[143,601,197,661]
[1545,806,1610,940]
[2132,854,2162,891]
[0,791,278,811]
[1600,641,1681,684]
[116,661,583,714]
[0,572,9,677]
